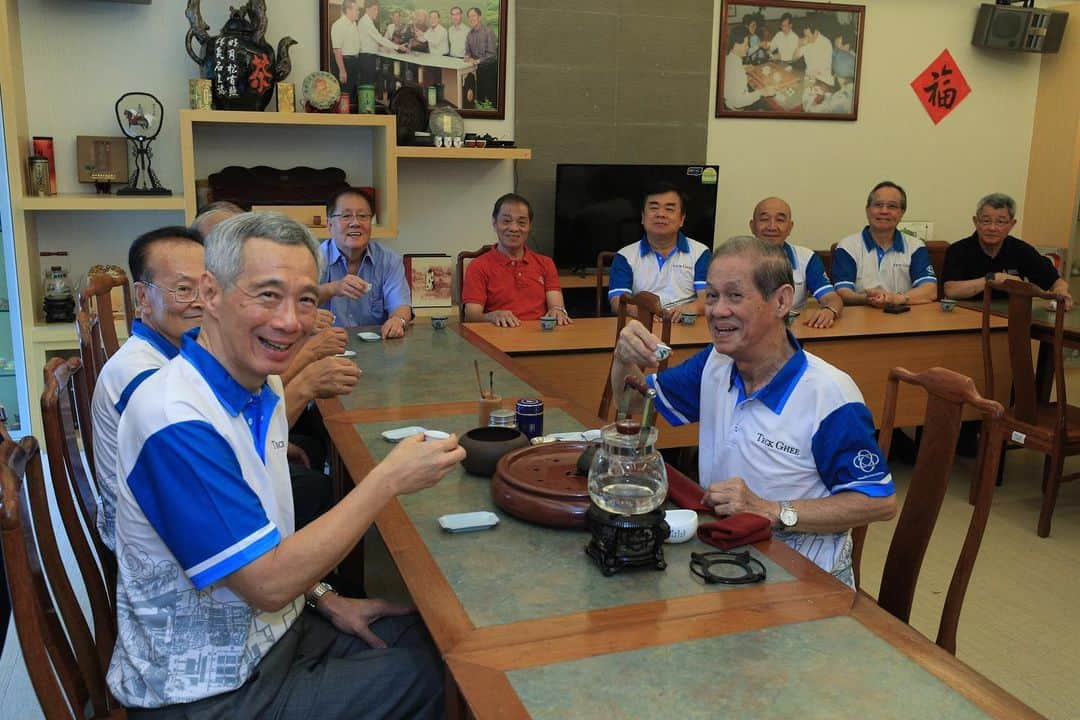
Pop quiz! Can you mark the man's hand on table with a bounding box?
[553,307,574,326]
[381,433,465,495]
[865,287,889,308]
[307,327,349,359]
[318,593,415,648]
[333,275,372,299]
[615,319,660,369]
[803,307,836,329]
[381,315,408,339]
[299,356,361,399]
[703,477,779,526]
[486,310,521,327]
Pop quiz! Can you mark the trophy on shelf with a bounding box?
[114,91,172,196]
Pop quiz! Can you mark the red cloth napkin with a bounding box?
[665,463,773,549]
[697,514,773,550]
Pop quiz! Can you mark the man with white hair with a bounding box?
[109,212,462,717]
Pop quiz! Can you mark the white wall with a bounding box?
[17,0,517,268]
[706,0,1056,250]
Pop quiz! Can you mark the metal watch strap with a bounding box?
[306,581,334,610]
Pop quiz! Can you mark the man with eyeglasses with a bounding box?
[318,187,413,338]
[109,212,459,717]
[608,181,711,322]
[91,226,206,551]
[832,180,938,307]
[942,192,1073,308]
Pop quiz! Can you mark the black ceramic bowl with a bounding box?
[459,427,530,477]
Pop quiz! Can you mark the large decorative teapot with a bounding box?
[185,0,296,111]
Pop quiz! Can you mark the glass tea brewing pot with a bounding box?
[587,421,668,515]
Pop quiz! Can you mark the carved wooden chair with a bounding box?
[79,270,134,359]
[455,244,495,322]
[41,358,116,611]
[597,291,673,421]
[852,366,1004,655]
[595,250,616,317]
[924,240,949,299]
[1,432,124,719]
[74,312,100,476]
[980,277,1080,537]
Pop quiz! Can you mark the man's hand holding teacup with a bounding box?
[333,275,372,300]
[703,477,777,525]
[614,319,660,370]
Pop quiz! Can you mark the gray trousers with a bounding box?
[129,610,445,720]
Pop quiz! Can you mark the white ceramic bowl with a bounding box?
[665,509,699,543]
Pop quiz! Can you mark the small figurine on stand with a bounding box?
[114,92,171,196]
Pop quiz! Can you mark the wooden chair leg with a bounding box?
[1038,449,1065,538]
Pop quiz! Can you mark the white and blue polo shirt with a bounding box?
[608,233,711,308]
[784,242,835,308]
[832,228,936,295]
[108,330,300,709]
[91,320,178,551]
[647,335,893,584]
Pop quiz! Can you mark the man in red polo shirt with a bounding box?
[462,193,573,327]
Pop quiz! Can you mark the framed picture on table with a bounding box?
[715,0,865,120]
[319,0,509,119]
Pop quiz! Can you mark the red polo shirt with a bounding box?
[462,246,561,320]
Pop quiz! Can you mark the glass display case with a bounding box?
[0,88,30,436]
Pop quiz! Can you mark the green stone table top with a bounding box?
[506,615,989,720]
[340,324,541,410]
[357,410,791,629]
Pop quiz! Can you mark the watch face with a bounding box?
[780,508,797,527]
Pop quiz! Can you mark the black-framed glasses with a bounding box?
[330,212,373,223]
[689,550,767,585]
[139,280,199,304]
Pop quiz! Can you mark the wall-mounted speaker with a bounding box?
[972,3,1069,53]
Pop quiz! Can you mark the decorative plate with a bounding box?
[302,71,341,110]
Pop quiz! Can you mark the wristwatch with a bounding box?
[778,501,798,530]
[305,581,335,610]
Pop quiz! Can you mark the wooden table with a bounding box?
[316,324,1037,720]
[745,60,806,112]
[462,305,1011,448]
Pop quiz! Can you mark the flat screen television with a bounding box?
[553,164,719,271]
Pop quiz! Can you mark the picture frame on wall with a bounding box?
[715,0,865,121]
[319,1,509,119]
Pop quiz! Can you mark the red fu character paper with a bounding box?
[911,49,971,125]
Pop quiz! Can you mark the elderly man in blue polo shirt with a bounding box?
[608,181,712,322]
[317,186,413,338]
[110,212,462,717]
[832,180,938,307]
[611,236,896,586]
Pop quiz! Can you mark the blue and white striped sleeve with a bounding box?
[805,252,835,299]
[909,245,937,288]
[831,247,857,291]
[608,253,634,300]
[126,420,280,590]
[810,403,895,497]
[693,248,712,291]
[646,346,711,426]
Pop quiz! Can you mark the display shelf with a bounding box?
[395,146,532,160]
[181,109,397,129]
[30,319,129,346]
[17,194,187,211]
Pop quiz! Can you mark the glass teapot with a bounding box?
[587,421,668,516]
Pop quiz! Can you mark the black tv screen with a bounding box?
[553,164,719,271]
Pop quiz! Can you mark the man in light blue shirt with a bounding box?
[317,186,413,337]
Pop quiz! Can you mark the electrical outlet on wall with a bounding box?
[898,221,933,244]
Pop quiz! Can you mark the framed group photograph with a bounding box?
[715,0,865,120]
[319,1,508,119]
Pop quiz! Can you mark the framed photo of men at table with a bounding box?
[715,0,865,121]
[319,0,509,119]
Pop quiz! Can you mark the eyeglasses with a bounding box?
[976,218,1013,228]
[139,280,199,304]
[869,201,903,211]
[330,212,373,223]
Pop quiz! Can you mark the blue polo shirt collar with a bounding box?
[783,242,798,269]
[327,239,377,273]
[861,227,905,253]
[179,328,278,418]
[131,319,180,360]
[638,232,691,257]
[728,331,808,413]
